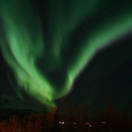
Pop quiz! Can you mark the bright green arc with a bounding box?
[0,0,132,109]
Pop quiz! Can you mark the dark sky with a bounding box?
[0,32,132,113]
[66,32,132,113]
[0,0,132,114]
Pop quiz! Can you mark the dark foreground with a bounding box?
[0,97,132,132]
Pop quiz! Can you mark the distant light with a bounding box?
[59,121,65,125]
[84,122,92,127]
[100,121,106,124]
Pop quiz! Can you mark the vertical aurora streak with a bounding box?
[0,0,132,108]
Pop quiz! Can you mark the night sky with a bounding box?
[66,32,132,113]
[0,0,132,114]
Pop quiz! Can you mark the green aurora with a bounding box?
[0,0,132,109]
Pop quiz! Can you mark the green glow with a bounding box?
[0,0,132,109]
[0,0,56,108]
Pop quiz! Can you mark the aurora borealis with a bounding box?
[0,0,132,109]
